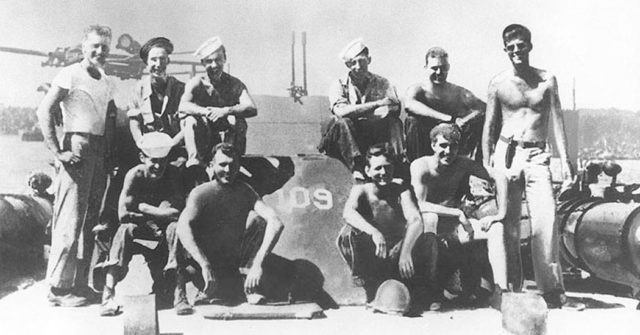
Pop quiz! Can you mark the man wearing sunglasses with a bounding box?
[482,24,583,310]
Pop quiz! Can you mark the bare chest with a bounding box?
[420,90,466,114]
[422,168,466,204]
[498,80,549,111]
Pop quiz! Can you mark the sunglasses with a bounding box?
[505,42,528,52]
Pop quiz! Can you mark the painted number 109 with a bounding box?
[273,187,333,210]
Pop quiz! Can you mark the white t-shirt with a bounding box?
[52,63,115,136]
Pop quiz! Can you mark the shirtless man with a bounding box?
[176,143,284,306]
[338,144,439,311]
[318,39,403,180]
[179,36,257,184]
[483,24,581,309]
[97,132,185,316]
[411,124,508,306]
[404,47,485,162]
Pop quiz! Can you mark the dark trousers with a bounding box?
[102,221,177,296]
[174,215,270,304]
[337,225,439,303]
[318,115,404,171]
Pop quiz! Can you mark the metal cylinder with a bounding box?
[559,200,640,291]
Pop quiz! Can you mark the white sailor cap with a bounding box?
[339,38,367,62]
[194,36,224,60]
[138,132,173,158]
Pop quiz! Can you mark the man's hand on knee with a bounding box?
[478,215,500,232]
[371,230,387,259]
[201,264,215,294]
[244,264,263,294]
[398,252,414,279]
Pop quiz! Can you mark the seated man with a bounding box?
[410,123,508,307]
[337,144,439,311]
[128,37,185,162]
[318,38,403,180]
[179,36,257,181]
[175,143,284,307]
[98,132,185,316]
[404,47,485,162]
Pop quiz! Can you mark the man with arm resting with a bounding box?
[98,132,185,316]
[411,123,509,308]
[179,37,257,186]
[176,143,284,306]
[338,144,439,312]
[404,47,485,162]
[318,39,404,180]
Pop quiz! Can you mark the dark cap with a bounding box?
[139,37,174,63]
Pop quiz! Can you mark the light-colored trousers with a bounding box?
[47,133,106,289]
[493,140,564,294]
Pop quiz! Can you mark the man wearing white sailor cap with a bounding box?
[179,36,257,188]
[96,132,190,316]
[318,38,404,181]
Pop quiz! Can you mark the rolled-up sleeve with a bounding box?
[126,84,144,119]
[328,79,349,114]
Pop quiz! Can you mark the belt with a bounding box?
[499,135,545,149]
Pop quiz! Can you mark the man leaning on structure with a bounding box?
[318,38,404,180]
[128,37,185,162]
[483,24,584,310]
[37,24,117,307]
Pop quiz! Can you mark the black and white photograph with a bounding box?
[0,1,638,334]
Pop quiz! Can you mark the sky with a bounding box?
[0,0,638,111]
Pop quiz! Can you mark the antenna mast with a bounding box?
[291,32,296,90]
[287,31,309,104]
[302,31,307,93]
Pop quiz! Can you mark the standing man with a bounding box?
[128,37,185,159]
[179,37,257,183]
[404,47,486,162]
[411,124,509,308]
[338,144,439,311]
[318,39,404,180]
[176,143,284,306]
[37,25,116,306]
[483,24,582,309]
[98,132,185,316]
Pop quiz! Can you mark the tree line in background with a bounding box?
[0,105,38,135]
[578,109,640,160]
[0,104,638,159]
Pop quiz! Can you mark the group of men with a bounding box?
[37,25,281,316]
[36,22,581,318]
[329,24,581,311]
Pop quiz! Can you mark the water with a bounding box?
[1,133,639,194]
[0,135,54,193]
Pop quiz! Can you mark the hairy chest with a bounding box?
[497,80,550,111]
